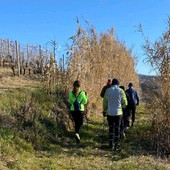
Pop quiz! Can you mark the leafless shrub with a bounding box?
[11,95,40,144]
[141,16,170,158]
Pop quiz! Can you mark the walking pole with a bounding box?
[84,103,89,131]
[99,116,107,143]
[84,114,89,131]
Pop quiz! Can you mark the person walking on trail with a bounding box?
[119,85,129,138]
[125,82,140,127]
[68,80,88,144]
[100,79,112,98]
[103,78,127,151]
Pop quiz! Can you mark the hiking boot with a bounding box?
[113,143,120,151]
[75,133,80,144]
[120,132,126,139]
[113,146,119,151]
[131,122,134,127]
[109,141,113,149]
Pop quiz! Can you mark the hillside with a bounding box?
[138,74,158,88]
[0,68,170,170]
[138,74,159,102]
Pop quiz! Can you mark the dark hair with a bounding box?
[73,80,80,87]
[128,82,133,87]
[72,80,80,96]
[107,79,112,85]
[119,85,125,91]
[112,78,119,85]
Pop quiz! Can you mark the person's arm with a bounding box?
[103,90,108,113]
[80,91,88,105]
[68,92,73,104]
[125,92,130,106]
[100,86,105,98]
[121,89,128,108]
[68,92,75,111]
[136,91,140,105]
[102,97,107,117]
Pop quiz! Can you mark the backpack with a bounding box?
[73,91,82,111]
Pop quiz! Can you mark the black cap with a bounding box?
[112,78,119,85]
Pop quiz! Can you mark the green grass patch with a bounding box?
[0,90,169,169]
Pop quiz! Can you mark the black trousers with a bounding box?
[71,111,84,133]
[120,108,129,132]
[107,115,122,145]
[127,105,136,126]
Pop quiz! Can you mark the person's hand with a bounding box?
[103,111,106,117]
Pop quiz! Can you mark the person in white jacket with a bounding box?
[103,78,127,151]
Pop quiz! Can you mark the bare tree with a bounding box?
[141,16,170,157]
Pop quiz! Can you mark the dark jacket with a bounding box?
[100,84,112,98]
[125,88,139,107]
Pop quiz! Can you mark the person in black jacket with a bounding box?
[125,82,140,127]
[119,85,128,138]
[100,79,112,98]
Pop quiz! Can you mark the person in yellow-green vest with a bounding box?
[103,78,127,151]
[68,80,88,144]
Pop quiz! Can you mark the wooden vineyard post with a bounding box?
[15,40,20,76]
[39,45,43,75]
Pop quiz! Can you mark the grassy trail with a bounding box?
[0,71,169,169]
[1,110,169,170]
[49,112,169,170]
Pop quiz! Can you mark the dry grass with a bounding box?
[141,17,170,157]
[66,23,140,111]
[0,71,169,169]
[0,67,40,92]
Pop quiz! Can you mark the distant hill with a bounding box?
[138,74,158,87]
[138,74,159,102]
[138,74,157,82]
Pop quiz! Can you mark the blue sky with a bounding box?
[0,0,169,75]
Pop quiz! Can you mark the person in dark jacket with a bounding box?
[125,82,140,127]
[119,85,128,138]
[100,79,112,98]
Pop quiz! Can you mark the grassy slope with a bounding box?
[1,113,169,170]
[0,68,169,170]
